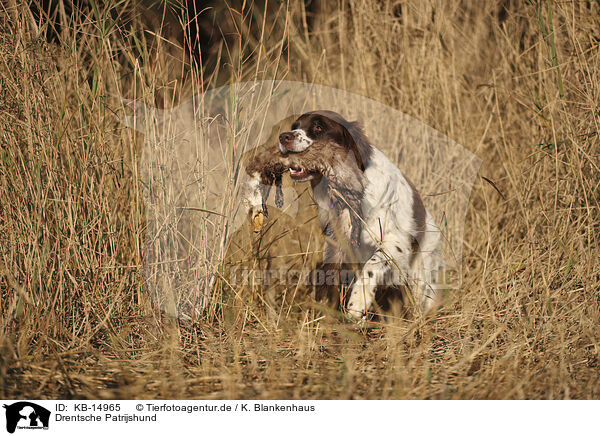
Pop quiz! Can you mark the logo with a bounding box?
[2,402,50,434]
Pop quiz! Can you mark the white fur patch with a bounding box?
[243,172,263,216]
[310,145,445,319]
[279,129,314,153]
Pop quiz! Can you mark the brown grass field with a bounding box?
[1,0,599,399]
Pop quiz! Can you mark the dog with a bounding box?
[246,110,445,321]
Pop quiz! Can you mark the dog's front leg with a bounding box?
[346,250,392,321]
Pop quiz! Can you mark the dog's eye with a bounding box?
[313,124,323,133]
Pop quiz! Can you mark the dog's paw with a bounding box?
[346,301,367,323]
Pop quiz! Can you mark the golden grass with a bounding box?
[1,0,599,399]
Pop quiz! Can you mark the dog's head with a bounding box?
[278,110,372,181]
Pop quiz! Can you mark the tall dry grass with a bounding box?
[0,0,599,399]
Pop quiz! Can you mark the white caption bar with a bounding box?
[0,400,598,435]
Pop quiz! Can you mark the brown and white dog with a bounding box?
[245,110,445,320]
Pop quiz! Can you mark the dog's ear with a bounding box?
[342,121,371,171]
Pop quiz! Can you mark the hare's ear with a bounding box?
[350,212,362,247]
[259,183,272,217]
[274,175,284,208]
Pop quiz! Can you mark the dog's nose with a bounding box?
[279,131,295,146]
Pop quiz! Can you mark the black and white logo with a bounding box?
[2,402,50,434]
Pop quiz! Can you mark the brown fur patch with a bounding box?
[404,177,426,266]
[405,177,426,244]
